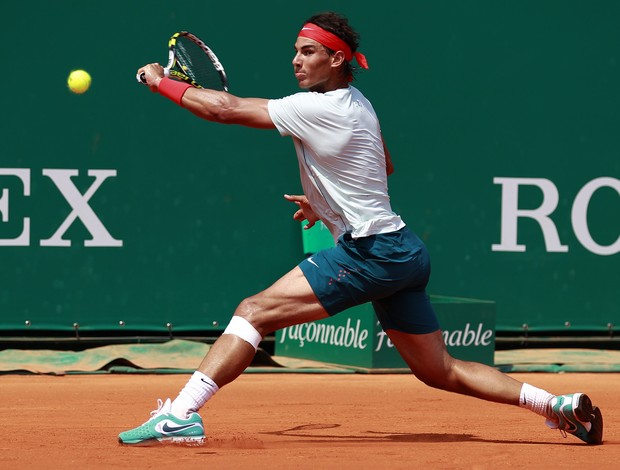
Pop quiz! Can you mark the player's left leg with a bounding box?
[386,328,603,445]
[196,264,331,387]
[119,265,329,445]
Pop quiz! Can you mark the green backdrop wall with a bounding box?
[1,1,618,335]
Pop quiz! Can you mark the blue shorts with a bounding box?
[298,226,440,335]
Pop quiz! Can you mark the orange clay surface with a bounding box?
[1,373,618,469]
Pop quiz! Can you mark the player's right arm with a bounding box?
[139,63,275,129]
[381,134,394,176]
[284,194,321,229]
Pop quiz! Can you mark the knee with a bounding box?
[412,357,458,391]
[235,296,258,319]
[234,295,267,332]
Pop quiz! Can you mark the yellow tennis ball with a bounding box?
[67,69,92,94]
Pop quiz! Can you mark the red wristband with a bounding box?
[158,77,192,106]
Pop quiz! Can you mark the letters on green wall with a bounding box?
[1,1,618,335]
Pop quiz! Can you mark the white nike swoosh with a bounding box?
[308,257,319,268]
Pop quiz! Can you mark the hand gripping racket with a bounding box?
[137,31,229,91]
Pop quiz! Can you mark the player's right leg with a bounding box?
[546,393,603,445]
[386,328,603,445]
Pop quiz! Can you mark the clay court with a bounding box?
[2,371,617,469]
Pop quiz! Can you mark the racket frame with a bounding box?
[164,31,229,92]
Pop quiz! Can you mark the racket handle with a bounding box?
[136,72,146,84]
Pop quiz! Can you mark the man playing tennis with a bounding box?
[122,11,603,445]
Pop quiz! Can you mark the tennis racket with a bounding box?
[137,31,229,91]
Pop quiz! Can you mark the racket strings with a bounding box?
[174,37,227,91]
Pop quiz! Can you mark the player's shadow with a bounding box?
[262,423,560,445]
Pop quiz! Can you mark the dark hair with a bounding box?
[304,11,361,81]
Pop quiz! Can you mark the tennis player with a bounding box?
[121,11,603,445]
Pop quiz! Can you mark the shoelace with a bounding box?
[544,420,566,439]
[148,398,168,421]
[544,417,568,438]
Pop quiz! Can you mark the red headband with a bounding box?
[298,23,369,70]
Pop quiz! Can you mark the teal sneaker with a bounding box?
[546,393,603,445]
[119,398,205,445]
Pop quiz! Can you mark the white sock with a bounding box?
[519,383,554,419]
[170,371,219,418]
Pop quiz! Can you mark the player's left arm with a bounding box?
[140,63,275,129]
[182,90,275,129]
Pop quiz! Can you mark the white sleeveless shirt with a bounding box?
[268,86,405,240]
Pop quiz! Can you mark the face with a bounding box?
[292,37,337,92]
